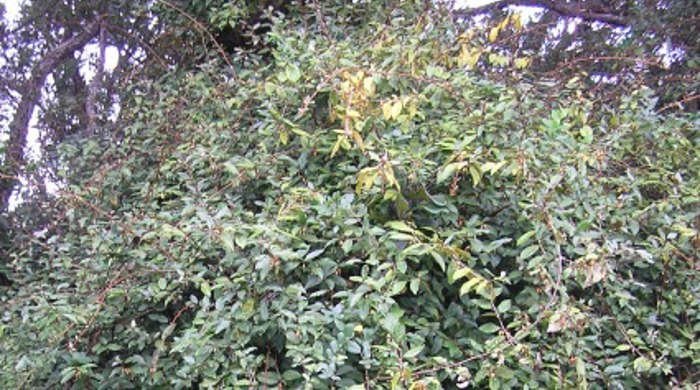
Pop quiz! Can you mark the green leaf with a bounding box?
[579,125,593,143]
[385,221,416,233]
[200,281,212,297]
[460,277,483,296]
[220,231,235,251]
[497,299,512,313]
[430,250,446,271]
[347,341,362,354]
[516,231,535,247]
[437,162,467,184]
[479,323,500,333]
[576,357,588,387]
[282,370,303,382]
[409,278,421,294]
[519,244,539,260]
[404,345,424,358]
[305,249,325,260]
[633,357,653,373]
[382,305,405,335]
[286,64,301,83]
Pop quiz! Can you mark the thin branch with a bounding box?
[453,0,628,27]
[310,0,330,41]
[85,19,106,136]
[656,94,700,114]
[157,0,235,76]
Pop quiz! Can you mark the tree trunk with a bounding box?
[0,18,101,212]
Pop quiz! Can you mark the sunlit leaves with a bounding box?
[488,27,499,43]
[437,161,468,184]
[458,46,482,69]
[513,57,530,69]
[381,98,403,121]
[355,152,400,194]
[356,166,379,194]
[547,306,585,333]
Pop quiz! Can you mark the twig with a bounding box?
[656,94,700,114]
[157,0,236,77]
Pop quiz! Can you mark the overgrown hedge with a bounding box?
[1,2,699,388]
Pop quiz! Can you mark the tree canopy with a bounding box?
[1,1,698,388]
[456,0,700,111]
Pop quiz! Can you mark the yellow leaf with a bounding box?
[488,27,499,42]
[356,167,378,194]
[352,71,365,86]
[346,108,361,118]
[291,127,310,137]
[466,49,481,69]
[363,76,375,96]
[512,13,522,30]
[385,220,416,234]
[279,128,289,145]
[355,173,366,194]
[480,161,507,175]
[351,131,366,152]
[331,137,343,157]
[459,46,482,69]
[383,164,401,191]
[390,100,402,119]
[489,53,508,66]
[365,171,378,192]
[498,16,510,30]
[469,165,481,186]
[514,57,530,69]
[382,101,393,120]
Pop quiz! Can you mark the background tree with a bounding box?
[455,0,700,112]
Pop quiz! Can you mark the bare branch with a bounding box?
[157,0,235,76]
[454,0,628,27]
[85,20,106,136]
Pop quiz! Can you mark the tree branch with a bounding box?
[85,20,106,136]
[454,0,628,27]
[0,18,101,211]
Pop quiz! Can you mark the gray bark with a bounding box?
[0,18,101,211]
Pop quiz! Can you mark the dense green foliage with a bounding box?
[1,1,699,388]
